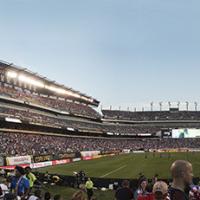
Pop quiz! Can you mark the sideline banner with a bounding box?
[6,155,32,166]
[72,158,81,162]
[30,161,52,169]
[0,164,29,170]
[33,155,53,163]
[52,159,71,165]
[81,151,100,157]
[58,153,76,159]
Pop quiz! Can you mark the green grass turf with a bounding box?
[36,152,200,179]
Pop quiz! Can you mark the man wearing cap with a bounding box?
[10,166,30,199]
[169,160,193,200]
[153,181,170,200]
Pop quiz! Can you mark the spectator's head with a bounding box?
[52,175,60,183]
[25,166,32,174]
[44,192,51,200]
[171,160,193,186]
[54,194,62,200]
[153,181,168,200]
[138,177,148,191]
[71,190,86,200]
[122,180,130,188]
[15,166,25,177]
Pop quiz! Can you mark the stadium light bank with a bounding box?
[6,70,92,102]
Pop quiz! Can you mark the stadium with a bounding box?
[0,60,200,199]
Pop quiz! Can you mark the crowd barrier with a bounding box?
[2,149,198,171]
[36,172,200,189]
[0,150,120,170]
[6,155,32,166]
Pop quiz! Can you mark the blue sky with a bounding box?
[0,0,200,110]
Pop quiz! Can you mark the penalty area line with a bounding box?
[100,165,127,178]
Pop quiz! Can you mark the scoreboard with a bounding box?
[172,128,200,138]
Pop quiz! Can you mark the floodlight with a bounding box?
[7,71,18,78]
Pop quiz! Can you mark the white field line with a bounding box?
[100,165,127,178]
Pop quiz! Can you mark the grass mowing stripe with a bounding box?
[100,165,127,178]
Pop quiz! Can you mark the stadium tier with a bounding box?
[1,61,200,139]
[1,131,200,157]
[0,61,100,120]
[1,61,200,200]
[102,109,200,121]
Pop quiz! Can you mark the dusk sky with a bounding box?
[0,0,200,110]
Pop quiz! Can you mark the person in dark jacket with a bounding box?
[169,160,193,200]
[115,180,133,200]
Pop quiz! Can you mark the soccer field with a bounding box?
[37,152,200,179]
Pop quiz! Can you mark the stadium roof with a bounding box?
[0,60,99,106]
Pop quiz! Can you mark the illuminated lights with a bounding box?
[45,85,66,94]
[7,71,17,78]
[18,74,45,88]
[6,70,93,102]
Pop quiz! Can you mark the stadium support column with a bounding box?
[177,102,180,110]
[195,102,198,111]
[186,101,189,111]
[150,102,153,111]
[168,101,171,110]
[159,102,162,111]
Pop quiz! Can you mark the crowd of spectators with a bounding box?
[0,132,200,156]
[0,105,103,132]
[115,160,195,200]
[0,105,163,134]
[0,85,100,119]
[102,110,200,121]
[103,124,161,134]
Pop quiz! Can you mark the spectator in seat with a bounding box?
[169,160,193,200]
[153,181,169,200]
[115,180,133,200]
[0,178,9,198]
[10,166,30,199]
[134,177,148,200]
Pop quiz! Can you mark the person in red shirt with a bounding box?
[137,193,154,200]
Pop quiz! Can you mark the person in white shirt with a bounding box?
[0,178,9,199]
